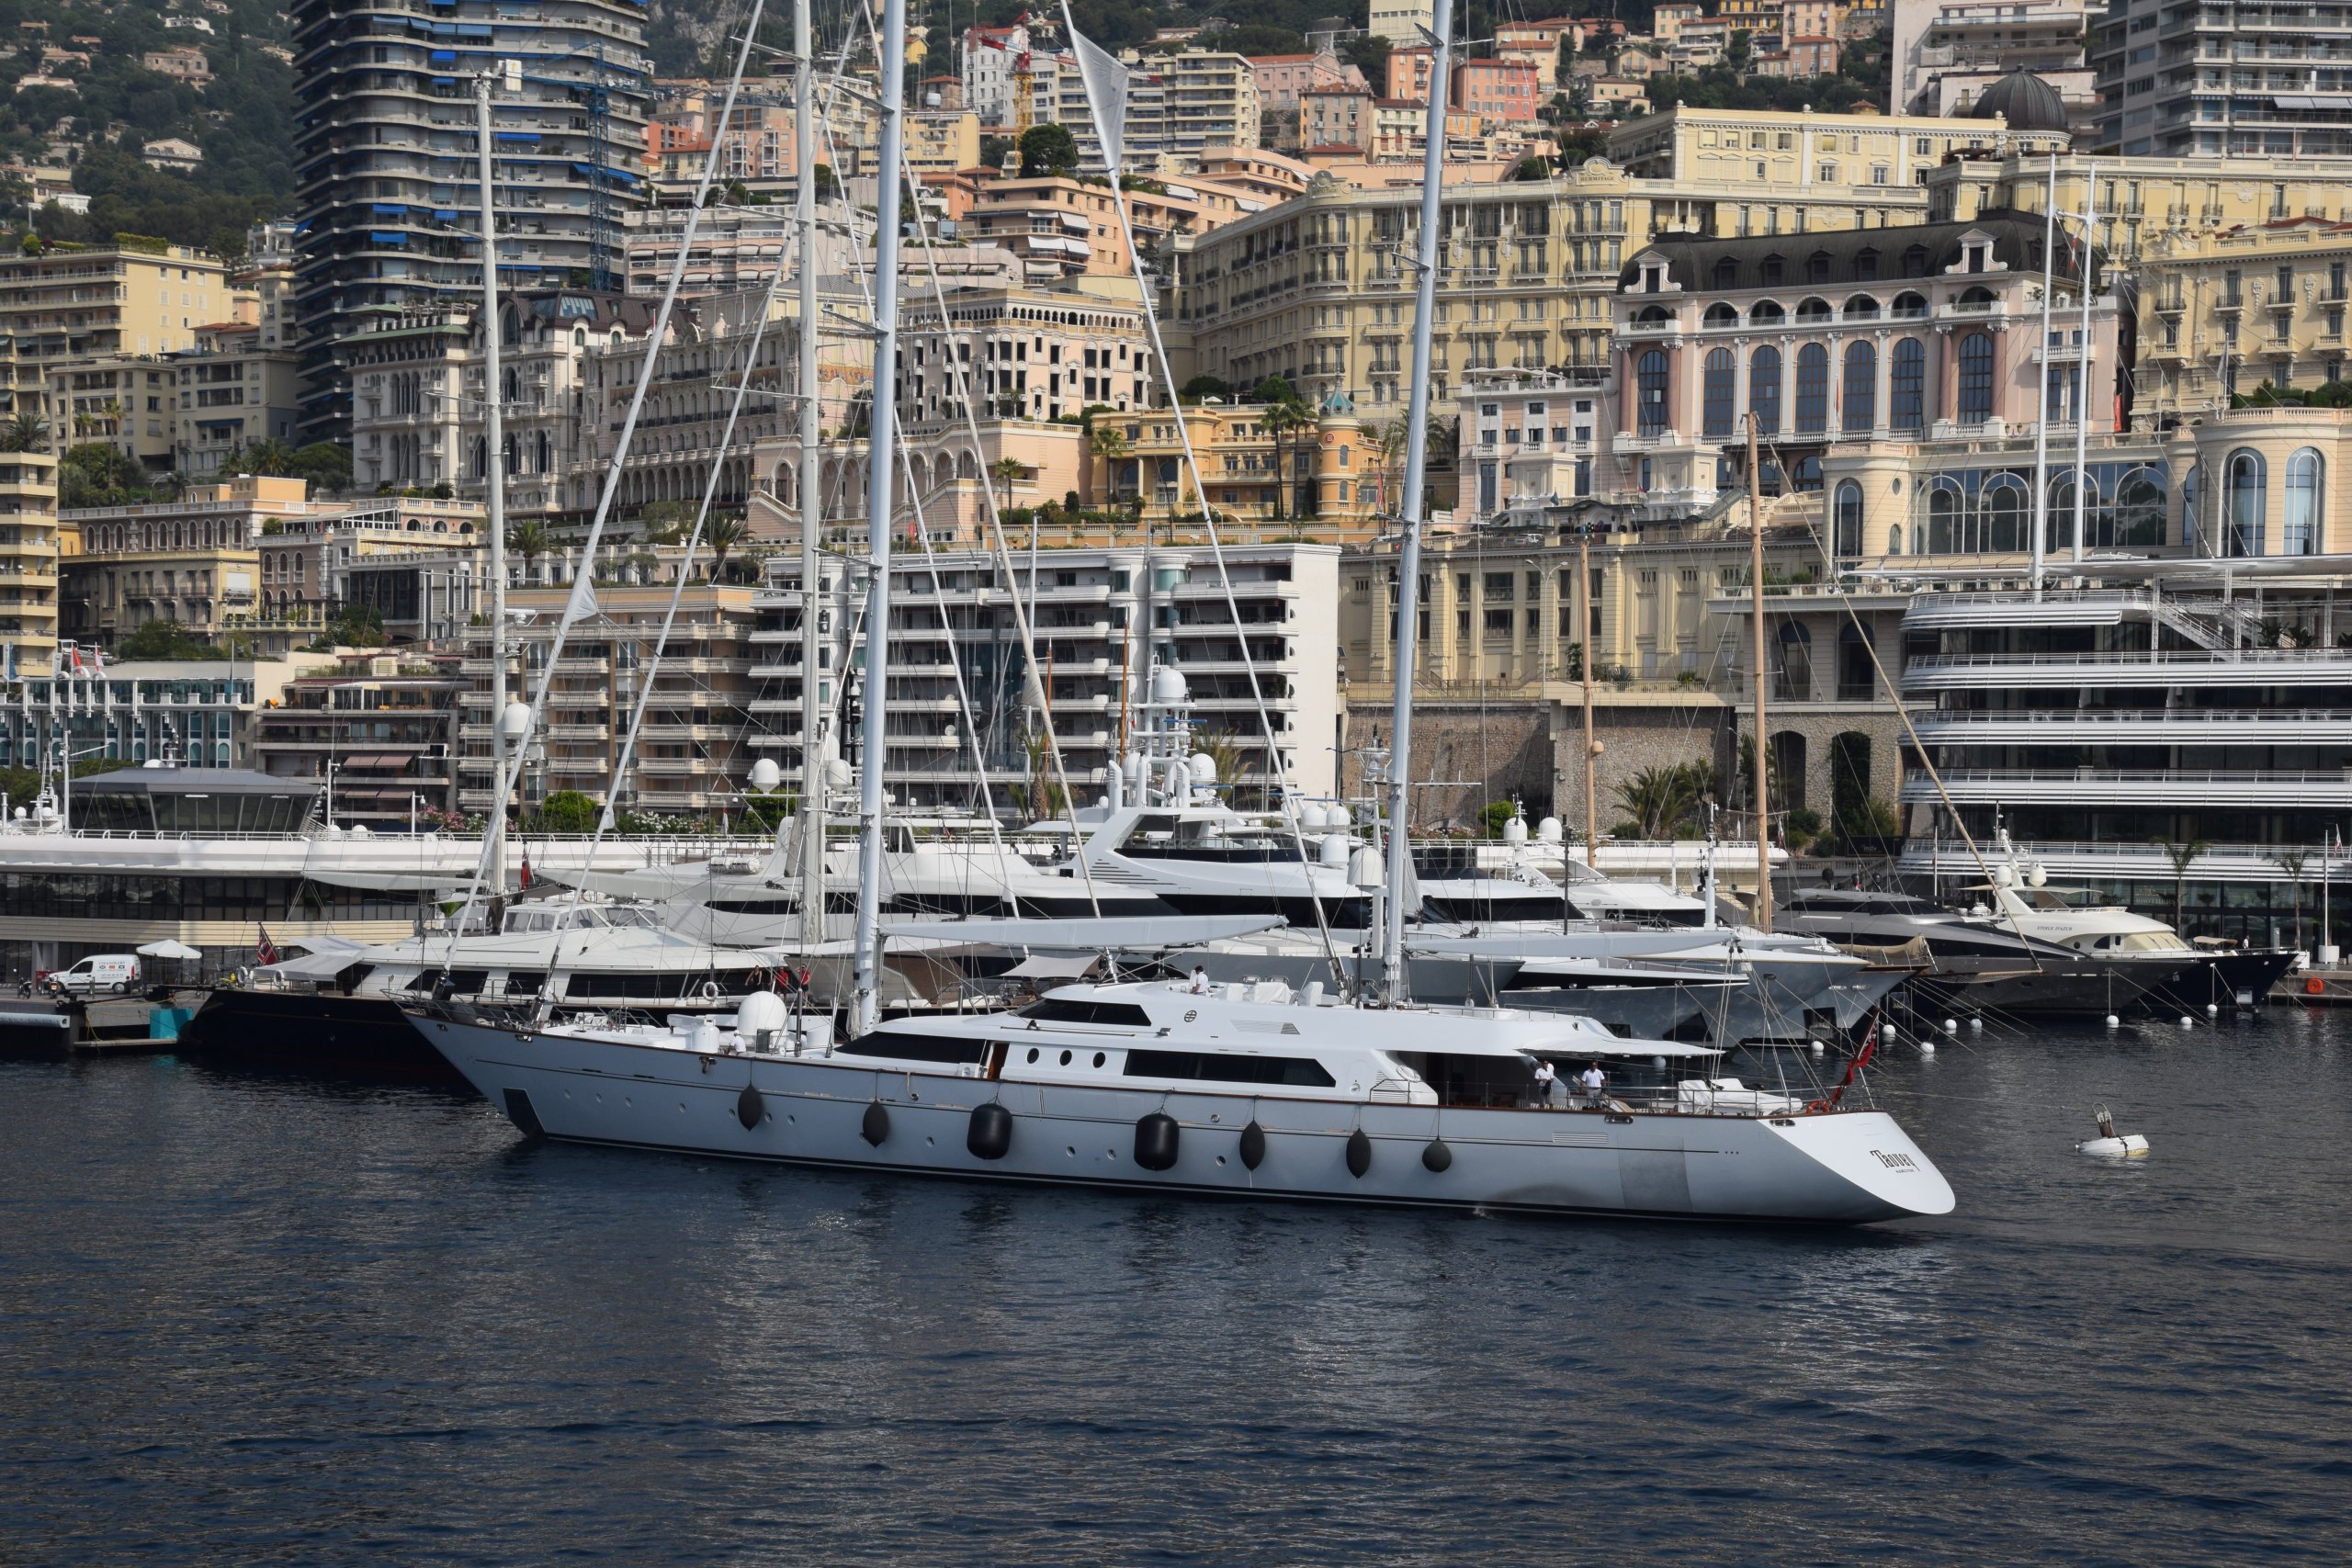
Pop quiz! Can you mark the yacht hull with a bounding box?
[178,988,465,1082]
[413,1012,1953,1224]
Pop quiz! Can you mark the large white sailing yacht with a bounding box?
[409,0,1956,1225]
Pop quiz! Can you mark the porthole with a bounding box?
[1092,1052,1106,1067]
[1067,1145,1077,1157]
[925,1135,935,1146]
[1026,1046,1039,1063]
[1058,1049,1072,1066]
[1216,1155,1227,1167]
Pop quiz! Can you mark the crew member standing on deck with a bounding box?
[1532,1058,1557,1107]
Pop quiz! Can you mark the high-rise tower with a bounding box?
[289,0,653,441]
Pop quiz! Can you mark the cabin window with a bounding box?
[1123,1049,1336,1088]
[1018,998,1155,1028]
[843,1033,990,1065]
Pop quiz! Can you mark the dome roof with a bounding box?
[1962,70,2070,135]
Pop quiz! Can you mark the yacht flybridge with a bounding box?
[415,978,1954,1224]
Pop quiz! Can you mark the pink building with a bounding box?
[1250,50,1365,107]
[1610,215,2121,503]
[1387,46,1437,104]
[1453,59,1542,124]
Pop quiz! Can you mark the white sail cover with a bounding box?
[1059,4,1129,172]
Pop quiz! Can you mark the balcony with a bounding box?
[1910,708,2352,745]
[1902,767,2352,807]
[1903,647,2352,691]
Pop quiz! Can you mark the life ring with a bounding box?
[698,979,721,1002]
[2308,976,2326,996]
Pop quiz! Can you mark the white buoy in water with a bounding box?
[2077,1104,2150,1158]
[1943,1017,1959,1034]
[1881,1022,1898,1041]
[1810,1039,1826,1055]
[1919,1037,1937,1055]
[2104,1014,2120,1029]
[2206,1002,2221,1017]
[1969,1017,1983,1032]
[2179,1015,2195,1028]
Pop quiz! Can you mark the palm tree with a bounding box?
[1261,400,1306,523]
[238,438,298,477]
[0,411,47,452]
[989,456,1024,513]
[2154,837,2211,931]
[505,516,552,581]
[704,513,748,581]
[2274,849,2313,950]
[1087,422,1130,515]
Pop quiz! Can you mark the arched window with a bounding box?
[1843,341,1876,432]
[2286,447,2324,555]
[1956,333,1995,424]
[1703,302,1739,328]
[2113,466,2167,549]
[1795,296,1834,322]
[1775,626,1813,704]
[2227,448,2266,556]
[1636,349,1669,436]
[1834,479,1864,559]
[1794,343,1829,433]
[1983,475,2029,552]
[1926,477,1965,553]
[1790,454,1823,492]
[1891,338,1926,431]
[1749,299,1786,324]
[1889,524,1905,555]
[1703,347,1736,438]
[1634,304,1674,328]
[2181,462,2202,551]
[1891,291,1928,318]
[2047,470,2083,555]
[1750,345,1782,435]
[1843,294,1881,320]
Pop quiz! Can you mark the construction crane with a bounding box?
[977,13,1046,139]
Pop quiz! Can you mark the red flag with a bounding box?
[520,844,534,890]
[257,925,279,966]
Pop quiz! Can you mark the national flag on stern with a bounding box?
[256,925,280,966]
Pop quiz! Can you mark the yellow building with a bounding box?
[0,243,234,363]
[1169,145,1942,419]
[0,447,59,669]
[1607,105,2066,196]
[1108,390,1384,543]
[61,475,322,648]
[904,107,982,179]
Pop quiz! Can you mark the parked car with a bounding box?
[44,954,143,996]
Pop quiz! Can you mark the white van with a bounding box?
[47,954,143,996]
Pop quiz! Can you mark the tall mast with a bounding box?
[852,0,910,1033]
[797,0,825,935]
[2029,153,2055,599]
[1578,525,1597,868]
[477,62,514,891]
[1747,412,1772,933]
[1379,0,1454,1003]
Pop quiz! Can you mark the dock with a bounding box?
[0,991,209,1056]
[2273,970,2352,1005]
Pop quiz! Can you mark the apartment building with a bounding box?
[1893,0,2093,118]
[1250,50,1365,108]
[0,448,57,671]
[45,355,183,475]
[252,656,468,828]
[1299,84,1375,152]
[0,243,232,365]
[290,0,654,440]
[1453,60,1543,125]
[2137,220,2352,418]
[2091,0,2352,157]
[173,320,303,479]
[1107,391,1385,543]
[963,174,1258,281]
[744,542,1341,811]
[252,493,485,637]
[458,576,757,818]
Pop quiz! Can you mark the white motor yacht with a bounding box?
[413,977,1954,1224]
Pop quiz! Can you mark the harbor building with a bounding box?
[744,542,1342,814]
[289,0,654,440]
[4,656,316,773]
[251,655,469,830]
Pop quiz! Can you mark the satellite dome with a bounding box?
[1962,70,2070,136]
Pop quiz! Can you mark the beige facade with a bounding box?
[0,448,58,669]
[0,244,233,364]
[1168,152,1942,420]
[1607,106,2067,196]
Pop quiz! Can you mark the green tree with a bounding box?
[231,437,299,477]
[1511,155,1552,181]
[990,456,1025,514]
[2274,849,2313,949]
[1018,123,1080,178]
[116,619,216,660]
[1727,28,1754,70]
[0,412,46,452]
[505,517,552,579]
[704,513,749,581]
[2154,837,2211,930]
[1087,420,1130,510]
[288,442,352,494]
[978,133,1016,169]
[1611,761,1714,840]
[534,789,599,833]
[811,164,842,201]
[1179,374,1230,402]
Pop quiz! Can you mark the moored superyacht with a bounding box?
[413,977,1954,1224]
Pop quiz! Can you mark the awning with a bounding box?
[341,753,413,770]
[369,231,409,245]
[137,939,203,959]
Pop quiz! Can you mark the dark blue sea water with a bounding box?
[6,1010,2352,1566]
